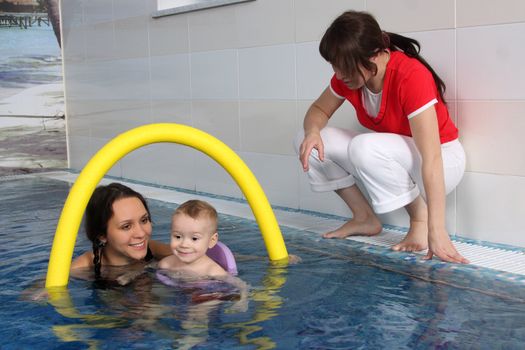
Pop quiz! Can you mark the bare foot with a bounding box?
[392,220,428,252]
[322,215,382,239]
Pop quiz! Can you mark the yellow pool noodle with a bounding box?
[45,123,288,288]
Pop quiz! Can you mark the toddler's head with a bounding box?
[170,200,218,264]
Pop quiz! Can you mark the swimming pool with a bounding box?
[1,175,524,349]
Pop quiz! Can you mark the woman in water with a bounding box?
[71,182,172,280]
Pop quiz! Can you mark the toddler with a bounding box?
[158,200,228,277]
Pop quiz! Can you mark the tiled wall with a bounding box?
[61,0,525,248]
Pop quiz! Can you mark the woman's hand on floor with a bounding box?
[424,229,469,264]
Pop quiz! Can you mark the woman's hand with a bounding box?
[424,228,469,264]
[299,131,324,171]
[299,87,343,171]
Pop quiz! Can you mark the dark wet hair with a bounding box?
[319,10,446,102]
[85,183,152,279]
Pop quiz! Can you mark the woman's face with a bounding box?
[101,197,152,266]
[332,64,373,90]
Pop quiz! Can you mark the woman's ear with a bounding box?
[96,236,107,248]
[208,232,218,248]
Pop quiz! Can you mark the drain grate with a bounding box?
[347,230,525,276]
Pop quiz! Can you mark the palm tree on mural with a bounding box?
[43,0,61,47]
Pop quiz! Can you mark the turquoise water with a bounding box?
[0,26,62,93]
[1,176,525,349]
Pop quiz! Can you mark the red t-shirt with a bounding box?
[330,51,458,144]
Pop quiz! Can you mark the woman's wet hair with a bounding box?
[85,183,152,279]
[319,10,447,102]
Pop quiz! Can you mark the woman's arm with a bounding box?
[409,107,468,263]
[300,87,344,171]
[149,239,172,260]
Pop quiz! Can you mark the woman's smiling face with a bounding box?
[101,196,152,266]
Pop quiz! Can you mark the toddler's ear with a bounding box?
[208,232,218,248]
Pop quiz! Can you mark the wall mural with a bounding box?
[0,0,66,176]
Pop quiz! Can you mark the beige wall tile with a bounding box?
[83,0,113,25]
[296,41,333,100]
[457,23,525,100]
[235,0,294,47]
[239,100,296,155]
[188,5,239,51]
[150,53,191,100]
[366,0,455,32]
[84,22,115,61]
[239,44,296,99]
[68,135,92,171]
[457,172,525,248]
[67,116,91,138]
[194,152,243,197]
[241,152,300,208]
[148,13,190,55]
[113,0,148,20]
[150,100,192,124]
[458,101,525,176]
[121,143,196,189]
[191,50,238,99]
[295,0,365,42]
[192,100,240,150]
[89,99,151,139]
[457,0,525,27]
[113,17,150,59]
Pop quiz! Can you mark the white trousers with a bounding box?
[294,127,466,214]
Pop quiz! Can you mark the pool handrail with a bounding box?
[45,123,288,288]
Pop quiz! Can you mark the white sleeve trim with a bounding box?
[407,98,437,119]
[329,84,345,99]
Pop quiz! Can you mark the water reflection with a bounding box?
[45,260,290,349]
[47,286,126,349]
[225,260,289,350]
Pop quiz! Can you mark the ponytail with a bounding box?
[385,32,447,102]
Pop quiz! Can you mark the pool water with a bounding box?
[1,177,524,349]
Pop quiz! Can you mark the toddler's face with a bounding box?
[170,213,217,264]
